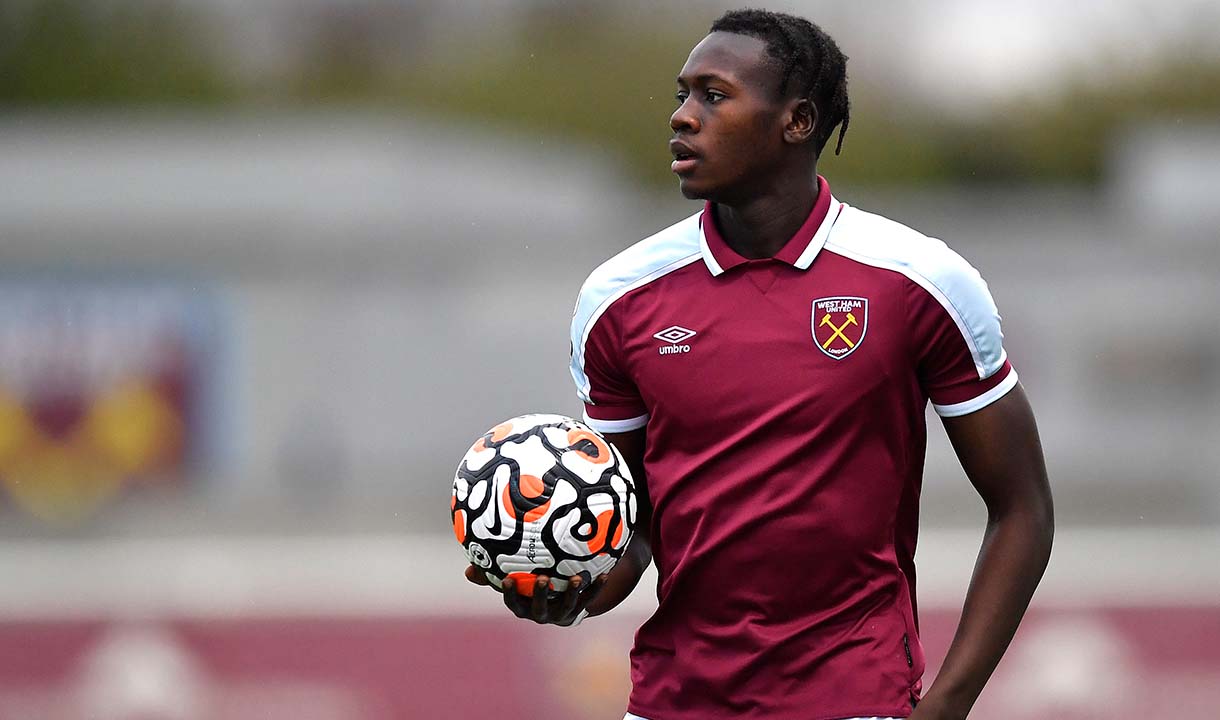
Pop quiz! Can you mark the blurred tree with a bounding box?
[3,0,1219,187]
[0,0,228,104]
[388,14,1220,188]
[291,1,430,101]
[394,14,695,187]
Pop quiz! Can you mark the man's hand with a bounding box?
[465,565,609,626]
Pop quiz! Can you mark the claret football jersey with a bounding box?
[569,177,1016,720]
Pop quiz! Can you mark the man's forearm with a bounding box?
[917,506,1053,718]
[586,534,652,617]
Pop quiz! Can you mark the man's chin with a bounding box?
[680,180,736,205]
[677,178,711,200]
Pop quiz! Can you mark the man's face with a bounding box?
[670,32,792,202]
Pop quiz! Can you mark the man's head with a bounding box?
[669,9,850,202]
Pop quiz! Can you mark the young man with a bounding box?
[467,9,1054,720]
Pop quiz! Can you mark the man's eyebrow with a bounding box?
[676,72,735,87]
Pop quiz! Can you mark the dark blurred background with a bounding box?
[0,1,1217,718]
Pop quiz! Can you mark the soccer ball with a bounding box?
[451,413,637,596]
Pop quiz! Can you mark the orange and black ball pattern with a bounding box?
[451,414,637,595]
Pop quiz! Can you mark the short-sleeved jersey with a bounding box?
[569,177,1016,720]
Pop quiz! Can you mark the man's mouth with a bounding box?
[672,156,698,173]
[670,144,699,175]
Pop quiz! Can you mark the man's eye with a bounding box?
[706,91,726,104]
[674,91,689,105]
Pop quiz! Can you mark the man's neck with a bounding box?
[713,174,820,260]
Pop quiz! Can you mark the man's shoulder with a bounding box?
[827,203,988,297]
[569,210,705,402]
[830,203,1005,377]
[575,210,704,312]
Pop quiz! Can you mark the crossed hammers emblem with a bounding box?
[819,312,858,349]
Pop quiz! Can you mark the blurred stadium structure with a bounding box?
[0,1,1218,718]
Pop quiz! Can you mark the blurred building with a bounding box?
[3,111,1216,533]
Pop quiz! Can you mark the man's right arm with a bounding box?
[585,427,651,617]
[475,265,657,623]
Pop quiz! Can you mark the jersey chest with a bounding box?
[619,263,911,434]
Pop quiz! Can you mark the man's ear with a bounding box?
[784,97,817,146]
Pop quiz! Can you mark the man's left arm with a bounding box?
[912,382,1054,720]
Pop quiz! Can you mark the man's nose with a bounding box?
[670,100,700,133]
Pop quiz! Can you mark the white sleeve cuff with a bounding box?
[582,412,648,433]
[932,369,1019,417]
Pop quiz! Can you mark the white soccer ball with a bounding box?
[451,413,637,597]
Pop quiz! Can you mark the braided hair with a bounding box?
[710,8,851,156]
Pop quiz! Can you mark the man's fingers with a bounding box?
[532,576,550,623]
[502,577,529,619]
[490,571,608,626]
[465,565,492,587]
[559,575,583,620]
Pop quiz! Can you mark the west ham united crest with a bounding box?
[812,296,868,360]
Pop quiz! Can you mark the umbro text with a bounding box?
[659,344,691,355]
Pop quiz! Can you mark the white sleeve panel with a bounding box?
[932,368,1018,417]
[824,206,1007,380]
[569,212,703,403]
[582,412,649,433]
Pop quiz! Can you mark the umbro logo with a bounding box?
[654,326,696,344]
[653,325,696,355]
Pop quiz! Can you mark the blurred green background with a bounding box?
[6,0,1220,186]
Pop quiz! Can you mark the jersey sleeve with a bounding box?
[905,249,1018,417]
[570,289,648,434]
